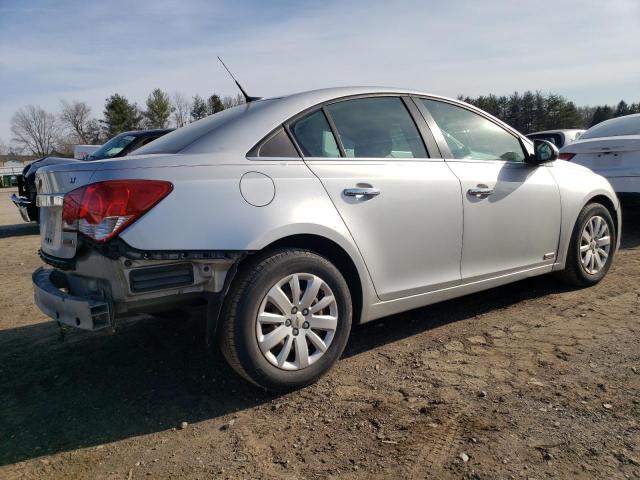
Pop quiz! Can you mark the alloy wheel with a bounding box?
[580,215,611,275]
[255,273,338,370]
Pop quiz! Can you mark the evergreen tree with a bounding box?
[558,101,582,129]
[143,88,174,128]
[520,91,536,133]
[533,91,547,131]
[190,94,208,121]
[589,105,613,127]
[614,100,630,118]
[207,94,225,115]
[507,92,522,131]
[101,94,142,137]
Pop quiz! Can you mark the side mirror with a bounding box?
[528,139,558,165]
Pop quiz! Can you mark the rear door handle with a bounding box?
[343,187,380,197]
[467,186,494,198]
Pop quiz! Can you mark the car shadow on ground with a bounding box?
[1,215,638,466]
[620,206,640,249]
[0,223,38,239]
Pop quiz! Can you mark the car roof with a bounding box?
[134,87,519,157]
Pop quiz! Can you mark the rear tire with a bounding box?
[218,249,352,392]
[556,202,616,287]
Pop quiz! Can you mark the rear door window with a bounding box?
[325,97,428,158]
[290,110,340,157]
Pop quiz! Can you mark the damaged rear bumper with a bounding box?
[32,267,112,330]
[33,247,245,331]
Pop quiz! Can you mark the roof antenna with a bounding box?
[217,56,261,103]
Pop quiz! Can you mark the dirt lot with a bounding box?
[0,192,638,479]
[0,188,26,225]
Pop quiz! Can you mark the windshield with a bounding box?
[581,115,640,140]
[87,134,137,160]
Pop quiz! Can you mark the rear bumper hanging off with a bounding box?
[32,267,112,331]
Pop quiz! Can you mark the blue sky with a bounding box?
[1,0,639,145]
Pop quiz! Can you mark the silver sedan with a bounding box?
[32,87,620,391]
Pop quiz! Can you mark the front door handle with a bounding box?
[343,187,380,198]
[467,186,494,198]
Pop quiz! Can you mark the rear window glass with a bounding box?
[89,134,136,160]
[134,103,257,155]
[326,97,427,158]
[581,115,640,140]
[249,128,299,158]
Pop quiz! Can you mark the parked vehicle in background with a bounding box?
[559,114,640,203]
[31,87,620,391]
[527,129,585,148]
[74,144,100,160]
[11,129,173,222]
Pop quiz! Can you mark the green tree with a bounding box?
[143,88,174,128]
[190,94,208,121]
[101,94,142,137]
[589,105,613,127]
[614,100,630,118]
[207,94,225,115]
[506,92,522,131]
[557,101,582,129]
[520,91,536,133]
[533,91,547,131]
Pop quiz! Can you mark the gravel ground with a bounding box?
[0,204,638,479]
[0,188,27,226]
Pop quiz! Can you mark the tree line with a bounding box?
[6,88,639,158]
[6,89,245,157]
[458,91,640,134]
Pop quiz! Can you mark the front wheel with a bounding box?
[219,249,352,391]
[556,202,616,287]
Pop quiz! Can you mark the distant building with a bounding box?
[0,154,39,167]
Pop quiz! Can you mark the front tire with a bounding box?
[556,202,616,287]
[219,249,352,391]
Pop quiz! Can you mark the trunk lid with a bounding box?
[563,136,640,176]
[564,135,640,154]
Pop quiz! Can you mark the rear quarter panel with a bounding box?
[88,154,379,319]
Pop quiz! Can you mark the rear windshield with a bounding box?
[581,115,640,140]
[88,134,136,160]
[134,102,256,155]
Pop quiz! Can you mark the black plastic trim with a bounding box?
[403,96,440,158]
[129,263,195,293]
[39,249,76,270]
[321,106,346,158]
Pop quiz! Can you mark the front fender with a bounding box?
[549,162,621,269]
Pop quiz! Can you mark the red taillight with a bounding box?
[62,180,173,242]
[558,153,575,161]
